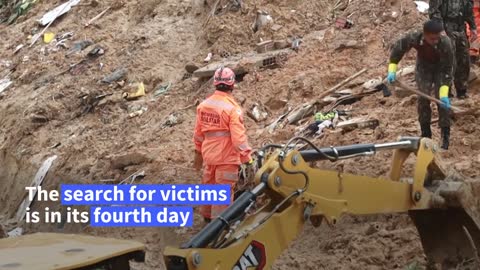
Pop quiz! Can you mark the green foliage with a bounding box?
[1,0,38,24]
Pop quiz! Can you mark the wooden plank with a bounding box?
[15,155,58,223]
[337,118,379,131]
[193,60,243,78]
[193,49,292,78]
[256,40,274,53]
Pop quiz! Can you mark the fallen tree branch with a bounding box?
[85,6,110,27]
[179,99,200,110]
[285,68,368,125]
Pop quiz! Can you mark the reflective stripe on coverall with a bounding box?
[193,90,252,219]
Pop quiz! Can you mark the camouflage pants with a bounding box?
[415,63,451,128]
[446,30,470,92]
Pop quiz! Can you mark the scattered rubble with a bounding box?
[414,1,429,13]
[67,40,94,56]
[335,17,354,29]
[248,103,269,122]
[128,104,148,118]
[204,53,213,63]
[37,0,81,26]
[119,170,146,185]
[0,77,13,94]
[7,227,22,238]
[102,67,128,84]
[153,82,172,97]
[337,118,380,132]
[252,10,273,33]
[256,40,274,53]
[13,44,24,54]
[185,63,200,73]
[123,82,146,100]
[162,112,184,128]
[15,155,57,223]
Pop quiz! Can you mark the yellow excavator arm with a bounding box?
[163,136,480,270]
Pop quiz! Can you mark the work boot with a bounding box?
[457,89,468,99]
[441,127,450,150]
[420,124,432,138]
[203,217,211,223]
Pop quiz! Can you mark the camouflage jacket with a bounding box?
[389,31,454,86]
[429,0,476,31]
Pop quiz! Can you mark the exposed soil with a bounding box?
[1,0,480,269]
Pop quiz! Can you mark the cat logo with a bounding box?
[232,241,266,270]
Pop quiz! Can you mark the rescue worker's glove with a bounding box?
[193,150,203,171]
[239,158,256,191]
[241,158,254,171]
[387,63,397,83]
[439,85,451,110]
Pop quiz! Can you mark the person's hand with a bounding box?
[439,85,450,110]
[240,159,255,178]
[387,72,396,83]
[387,63,397,84]
[440,97,451,110]
[239,158,256,189]
[193,150,203,171]
[472,29,478,42]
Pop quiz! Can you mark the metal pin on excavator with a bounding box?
[163,136,480,270]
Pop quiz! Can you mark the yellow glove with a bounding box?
[439,85,451,110]
[439,85,449,98]
[387,63,397,83]
[388,63,397,73]
[243,158,253,165]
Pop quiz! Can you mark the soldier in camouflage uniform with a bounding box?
[429,0,477,99]
[386,20,454,150]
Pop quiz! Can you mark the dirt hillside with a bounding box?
[1,0,479,269]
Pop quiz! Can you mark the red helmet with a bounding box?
[213,67,235,87]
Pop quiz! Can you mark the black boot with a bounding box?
[457,89,468,99]
[441,127,450,150]
[421,124,432,138]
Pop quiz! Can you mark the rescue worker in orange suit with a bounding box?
[192,67,253,223]
[467,0,480,63]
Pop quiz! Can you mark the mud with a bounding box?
[1,0,480,269]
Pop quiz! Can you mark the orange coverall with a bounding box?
[466,0,480,57]
[193,90,252,219]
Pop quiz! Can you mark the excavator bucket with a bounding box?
[0,232,145,270]
[410,172,480,268]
